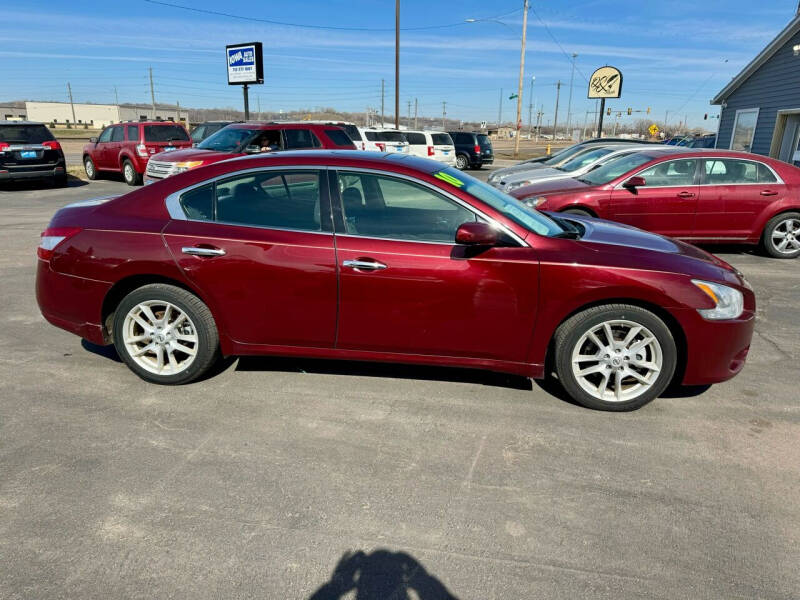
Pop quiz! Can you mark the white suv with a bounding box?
[359,128,409,154]
[404,130,456,166]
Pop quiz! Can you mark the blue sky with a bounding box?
[2,0,798,128]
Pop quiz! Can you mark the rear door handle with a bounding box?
[760,190,778,196]
[342,259,387,271]
[677,191,695,198]
[182,246,226,257]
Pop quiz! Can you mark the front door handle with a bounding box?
[677,191,695,199]
[760,190,778,196]
[342,259,387,271]
[182,246,226,257]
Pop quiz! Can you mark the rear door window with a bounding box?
[144,125,189,142]
[110,126,124,142]
[323,129,353,147]
[125,125,139,142]
[283,129,321,149]
[0,124,54,144]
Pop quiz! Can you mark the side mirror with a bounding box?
[455,221,498,246]
[89,137,98,143]
[244,145,262,154]
[623,175,646,189]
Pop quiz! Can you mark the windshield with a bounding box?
[438,167,564,237]
[197,127,261,152]
[578,152,656,186]
[557,147,616,172]
[543,144,596,166]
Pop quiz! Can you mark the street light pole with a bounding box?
[566,53,577,141]
[395,0,400,130]
[528,75,535,136]
[513,0,529,159]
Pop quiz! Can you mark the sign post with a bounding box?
[226,42,264,120]
[588,65,622,138]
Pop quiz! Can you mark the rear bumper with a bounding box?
[676,307,755,385]
[469,154,493,167]
[36,260,110,346]
[0,163,65,181]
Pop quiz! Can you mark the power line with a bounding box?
[528,4,589,84]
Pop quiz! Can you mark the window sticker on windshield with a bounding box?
[434,171,464,188]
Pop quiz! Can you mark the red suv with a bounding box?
[511,149,800,258]
[37,152,754,411]
[83,121,192,186]
[144,122,355,182]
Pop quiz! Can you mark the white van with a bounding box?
[404,130,456,166]
[359,128,410,154]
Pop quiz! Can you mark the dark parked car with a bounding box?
[189,121,235,144]
[0,121,66,187]
[511,149,800,258]
[448,131,493,170]
[37,151,754,411]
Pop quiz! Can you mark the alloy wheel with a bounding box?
[85,159,94,178]
[571,319,663,403]
[124,163,135,184]
[122,301,199,375]
[770,217,800,254]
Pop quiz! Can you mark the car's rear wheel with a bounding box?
[554,304,677,411]
[563,208,592,217]
[84,156,97,180]
[122,159,142,186]
[456,154,469,170]
[113,284,220,384]
[762,212,800,258]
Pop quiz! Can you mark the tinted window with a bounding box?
[97,127,114,143]
[215,170,322,231]
[190,126,205,142]
[341,124,361,141]
[144,124,189,142]
[758,163,778,183]
[637,159,698,187]
[431,133,452,146]
[337,172,476,242]
[324,129,353,147]
[365,131,379,141]
[180,183,214,220]
[110,126,124,142]
[477,134,492,149]
[377,131,406,142]
[283,128,321,149]
[197,127,260,151]
[704,159,777,184]
[125,125,139,141]
[0,124,54,144]
[405,132,426,145]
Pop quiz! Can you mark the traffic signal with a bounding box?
[606,107,611,116]
[627,108,632,115]
[646,107,651,114]
[704,113,708,120]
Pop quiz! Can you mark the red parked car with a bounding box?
[37,151,755,411]
[83,121,192,186]
[144,122,356,182]
[511,149,800,258]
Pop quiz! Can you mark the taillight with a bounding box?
[427,145,435,156]
[376,142,386,152]
[0,142,9,152]
[361,142,366,151]
[42,140,61,151]
[38,227,82,260]
[136,144,148,157]
[474,144,481,153]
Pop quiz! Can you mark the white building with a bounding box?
[24,102,189,128]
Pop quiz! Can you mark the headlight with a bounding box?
[174,160,204,173]
[506,180,533,192]
[523,196,547,208]
[692,279,744,320]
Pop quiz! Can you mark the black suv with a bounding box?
[448,131,493,170]
[0,121,67,186]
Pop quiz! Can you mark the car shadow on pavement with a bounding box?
[0,176,88,191]
[235,356,534,391]
[307,549,459,600]
[81,340,122,362]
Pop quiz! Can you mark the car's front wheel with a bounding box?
[554,304,677,411]
[112,284,220,384]
[122,159,142,186]
[455,154,469,170]
[84,156,97,180]
[762,212,800,258]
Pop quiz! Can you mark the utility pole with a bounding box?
[566,53,577,141]
[114,86,119,106]
[149,67,156,119]
[513,0,529,159]
[381,79,385,127]
[407,99,412,127]
[442,101,447,130]
[528,75,535,136]
[498,88,503,126]
[394,0,400,129]
[257,96,261,120]
[664,110,670,134]
[535,106,543,141]
[67,82,76,126]
[414,98,418,129]
[553,81,561,140]
[176,100,180,123]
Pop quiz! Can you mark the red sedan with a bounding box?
[511,149,800,258]
[36,152,755,411]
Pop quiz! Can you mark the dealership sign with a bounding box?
[588,66,623,99]
[226,42,264,85]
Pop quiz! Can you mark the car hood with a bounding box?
[150,148,241,163]
[510,177,591,198]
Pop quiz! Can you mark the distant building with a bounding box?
[711,11,800,164]
[24,101,189,128]
[0,105,27,121]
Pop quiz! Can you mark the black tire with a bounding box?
[112,284,220,385]
[83,156,98,180]
[455,154,469,170]
[554,304,677,411]
[122,159,142,186]
[761,211,800,259]
[562,208,592,217]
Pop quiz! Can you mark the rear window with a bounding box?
[0,124,54,144]
[144,124,189,142]
[431,133,452,146]
[477,134,492,148]
[324,129,354,147]
[377,131,406,142]
[405,132,426,145]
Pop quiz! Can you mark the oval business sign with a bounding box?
[588,66,623,99]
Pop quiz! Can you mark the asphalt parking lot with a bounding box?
[1,170,798,599]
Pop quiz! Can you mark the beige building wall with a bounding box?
[25,102,120,127]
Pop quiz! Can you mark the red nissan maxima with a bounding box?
[511,149,800,258]
[36,151,755,411]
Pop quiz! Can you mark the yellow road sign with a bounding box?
[648,124,659,136]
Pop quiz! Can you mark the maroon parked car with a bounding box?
[37,152,755,411]
[511,149,800,258]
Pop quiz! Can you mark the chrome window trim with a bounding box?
[331,166,529,247]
